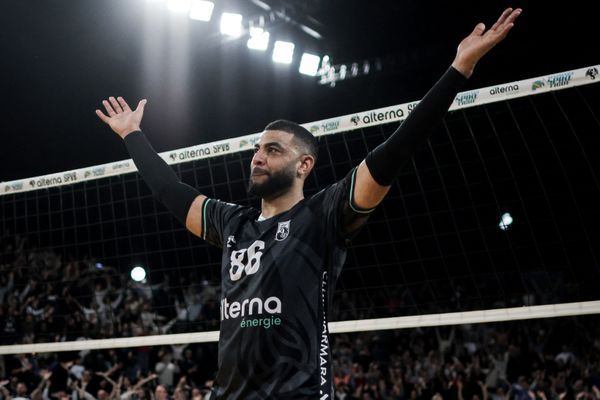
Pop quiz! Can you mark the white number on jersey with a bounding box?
[229,240,265,281]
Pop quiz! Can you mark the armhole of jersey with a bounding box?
[348,167,377,214]
[201,198,211,241]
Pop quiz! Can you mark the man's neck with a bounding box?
[260,187,304,219]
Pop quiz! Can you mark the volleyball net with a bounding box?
[1,65,599,355]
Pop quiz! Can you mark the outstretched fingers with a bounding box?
[95,109,111,124]
[486,8,522,41]
[117,96,132,112]
[109,96,123,113]
[489,8,514,32]
[495,8,521,34]
[102,99,116,117]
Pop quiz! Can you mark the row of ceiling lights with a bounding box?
[146,0,324,77]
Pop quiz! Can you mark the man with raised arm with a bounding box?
[96,8,521,399]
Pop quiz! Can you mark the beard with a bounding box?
[247,164,296,199]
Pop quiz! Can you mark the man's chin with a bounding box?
[247,182,287,199]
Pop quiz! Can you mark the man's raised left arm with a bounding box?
[352,7,522,209]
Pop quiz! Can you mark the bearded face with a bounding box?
[247,159,297,199]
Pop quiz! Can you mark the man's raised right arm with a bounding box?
[96,96,205,237]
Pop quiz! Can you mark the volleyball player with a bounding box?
[96,8,521,399]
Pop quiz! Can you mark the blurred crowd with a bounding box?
[0,316,598,400]
[0,234,221,345]
[1,237,599,400]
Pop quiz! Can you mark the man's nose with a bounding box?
[252,149,265,166]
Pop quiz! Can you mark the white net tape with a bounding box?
[1,300,599,354]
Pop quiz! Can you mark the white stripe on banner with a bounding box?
[2,65,599,196]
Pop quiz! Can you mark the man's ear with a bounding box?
[297,154,315,178]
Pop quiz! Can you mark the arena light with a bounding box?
[130,266,147,282]
[247,28,270,51]
[220,13,243,37]
[338,64,347,80]
[299,53,321,76]
[167,0,192,13]
[499,212,514,231]
[189,0,214,21]
[272,41,295,64]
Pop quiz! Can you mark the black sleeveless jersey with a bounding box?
[201,168,373,399]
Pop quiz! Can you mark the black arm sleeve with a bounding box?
[365,66,467,185]
[123,130,200,225]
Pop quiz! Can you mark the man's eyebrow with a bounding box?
[255,142,285,150]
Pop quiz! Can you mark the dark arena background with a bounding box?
[1,1,599,400]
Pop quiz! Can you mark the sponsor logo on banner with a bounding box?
[239,137,260,150]
[213,142,230,154]
[321,119,340,132]
[63,172,77,183]
[310,119,340,134]
[407,101,419,114]
[546,72,573,88]
[354,107,405,125]
[170,147,212,162]
[84,168,104,179]
[489,84,519,96]
[585,67,598,80]
[454,90,479,106]
[112,162,131,170]
[531,80,545,91]
[29,177,63,188]
[350,115,360,126]
[251,137,259,146]
[4,182,24,192]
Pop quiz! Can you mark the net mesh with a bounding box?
[1,70,600,351]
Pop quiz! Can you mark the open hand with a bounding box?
[96,96,147,139]
[452,7,522,78]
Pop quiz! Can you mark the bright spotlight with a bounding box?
[339,64,347,80]
[272,41,295,64]
[167,0,192,13]
[189,0,214,21]
[299,53,321,76]
[249,26,263,37]
[499,212,514,231]
[247,29,270,51]
[130,266,147,282]
[220,13,243,37]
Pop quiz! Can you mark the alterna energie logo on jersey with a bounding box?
[220,296,283,329]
